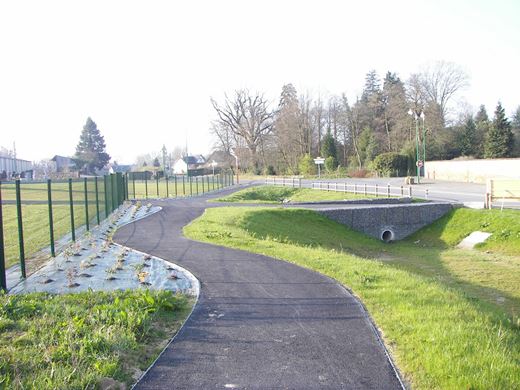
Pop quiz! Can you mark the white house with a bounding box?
[173,155,206,175]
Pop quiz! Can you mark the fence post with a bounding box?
[364,184,367,196]
[189,176,193,196]
[84,178,90,231]
[0,182,7,291]
[15,180,26,278]
[156,174,159,197]
[182,175,185,196]
[166,175,169,198]
[68,178,76,242]
[409,186,412,197]
[400,186,404,197]
[145,173,148,199]
[207,175,210,192]
[95,177,100,224]
[196,177,199,195]
[174,175,178,197]
[375,184,379,197]
[354,184,357,195]
[104,175,110,217]
[387,184,390,198]
[46,180,56,258]
[132,174,136,199]
[201,176,205,194]
[111,174,117,211]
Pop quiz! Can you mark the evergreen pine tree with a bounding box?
[512,106,520,130]
[458,117,477,156]
[484,102,514,158]
[321,130,338,168]
[475,105,489,123]
[75,117,110,174]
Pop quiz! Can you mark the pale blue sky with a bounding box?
[1,0,519,163]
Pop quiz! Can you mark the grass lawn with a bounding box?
[0,289,192,389]
[214,185,384,203]
[184,206,520,389]
[2,204,91,269]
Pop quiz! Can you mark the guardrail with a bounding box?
[264,177,423,199]
[264,176,302,188]
[311,182,415,198]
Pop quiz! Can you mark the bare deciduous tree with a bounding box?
[419,61,469,124]
[211,90,275,168]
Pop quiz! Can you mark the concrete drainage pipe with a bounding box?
[381,229,394,243]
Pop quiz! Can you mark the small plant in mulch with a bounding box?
[80,255,97,270]
[72,242,82,256]
[101,241,111,253]
[105,266,117,281]
[63,247,74,263]
[40,277,54,284]
[143,254,152,261]
[168,272,179,280]
[66,267,80,288]
[137,270,150,286]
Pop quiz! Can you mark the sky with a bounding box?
[1,0,519,163]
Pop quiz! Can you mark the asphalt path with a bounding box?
[115,186,403,389]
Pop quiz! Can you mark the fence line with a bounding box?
[264,176,424,199]
[0,171,235,291]
[310,182,416,198]
[264,176,302,188]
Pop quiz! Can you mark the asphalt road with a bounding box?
[115,187,403,389]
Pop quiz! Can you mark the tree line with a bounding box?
[210,61,520,176]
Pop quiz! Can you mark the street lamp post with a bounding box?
[421,112,426,177]
[408,109,425,184]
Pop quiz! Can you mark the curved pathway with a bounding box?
[115,187,403,389]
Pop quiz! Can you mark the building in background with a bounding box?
[0,156,33,179]
[173,155,206,175]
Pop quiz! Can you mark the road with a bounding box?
[261,177,520,208]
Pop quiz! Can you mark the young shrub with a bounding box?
[372,152,408,177]
[324,156,338,173]
[298,154,316,176]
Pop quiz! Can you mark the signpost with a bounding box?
[230,149,239,184]
[313,157,325,178]
[210,160,218,176]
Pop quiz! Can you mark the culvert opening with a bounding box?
[381,230,394,243]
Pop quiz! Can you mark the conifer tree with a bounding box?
[484,102,514,158]
[75,117,110,174]
[458,117,477,156]
[321,130,338,169]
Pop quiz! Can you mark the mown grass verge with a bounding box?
[184,206,520,389]
[0,289,192,389]
[214,185,381,203]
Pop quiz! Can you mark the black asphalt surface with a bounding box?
[115,186,403,389]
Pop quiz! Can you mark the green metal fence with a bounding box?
[0,171,235,290]
[126,172,234,199]
[0,173,125,290]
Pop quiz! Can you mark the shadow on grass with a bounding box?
[238,208,520,323]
